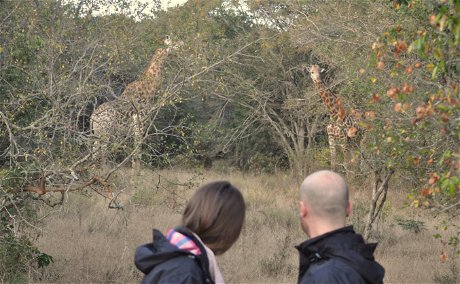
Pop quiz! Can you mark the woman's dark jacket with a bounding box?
[134,227,213,284]
[296,226,385,284]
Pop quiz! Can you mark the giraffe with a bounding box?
[90,36,182,169]
[308,64,361,171]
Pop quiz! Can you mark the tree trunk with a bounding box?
[363,167,394,240]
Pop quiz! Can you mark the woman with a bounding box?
[134,181,246,284]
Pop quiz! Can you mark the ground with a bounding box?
[34,168,459,283]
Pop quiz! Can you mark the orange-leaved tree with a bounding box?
[362,0,459,259]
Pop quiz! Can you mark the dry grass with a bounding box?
[33,168,459,283]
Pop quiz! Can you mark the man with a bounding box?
[296,170,385,284]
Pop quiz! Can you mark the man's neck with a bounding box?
[307,222,346,239]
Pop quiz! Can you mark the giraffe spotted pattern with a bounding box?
[308,64,362,171]
[90,36,182,168]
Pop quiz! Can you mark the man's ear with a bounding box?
[346,201,352,217]
[299,201,308,218]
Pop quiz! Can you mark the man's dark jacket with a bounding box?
[134,227,213,284]
[296,226,385,284]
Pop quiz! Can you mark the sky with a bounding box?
[110,0,188,15]
[63,0,189,17]
[163,0,188,9]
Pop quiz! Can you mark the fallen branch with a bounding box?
[23,173,114,200]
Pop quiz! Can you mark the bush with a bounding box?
[0,233,53,283]
[395,217,426,234]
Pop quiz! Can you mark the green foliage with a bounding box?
[0,167,25,190]
[0,217,53,283]
[1,167,52,281]
[148,1,318,173]
[361,0,459,257]
[362,0,459,203]
[0,1,165,280]
[434,221,460,259]
[2,0,459,279]
[395,217,426,234]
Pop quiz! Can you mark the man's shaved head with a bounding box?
[300,170,349,221]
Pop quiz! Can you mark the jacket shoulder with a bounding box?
[300,258,366,284]
[142,254,205,284]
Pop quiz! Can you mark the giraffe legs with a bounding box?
[327,123,351,174]
[132,113,143,170]
[93,139,108,168]
[326,124,338,171]
[90,103,114,169]
[339,143,352,180]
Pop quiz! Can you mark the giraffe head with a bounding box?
[164,35,184,52]
[164,35,172,47]
[308,64,323,83]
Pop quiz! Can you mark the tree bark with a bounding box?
[363,167,394,240]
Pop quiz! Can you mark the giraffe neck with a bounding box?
[314,81,345,121]
[144,48,169,77]
[137,48,169,95]
[120,47,170,102]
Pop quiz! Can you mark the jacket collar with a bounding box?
[296,225,356,254]
[134,227,213,283]
[295,226,384,284]
[296,226,356,279]
[173,226,213,283]
[134,229,187,274]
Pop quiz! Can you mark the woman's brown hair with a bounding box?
[182,181,245,255]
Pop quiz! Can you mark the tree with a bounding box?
[0,0,188,280]
[223,33,325,177]
[361,0,459,251]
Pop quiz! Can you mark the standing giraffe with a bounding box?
[308,64,360,171]
[90,36,182,169]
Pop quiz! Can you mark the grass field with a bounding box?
[33,168,459,283]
